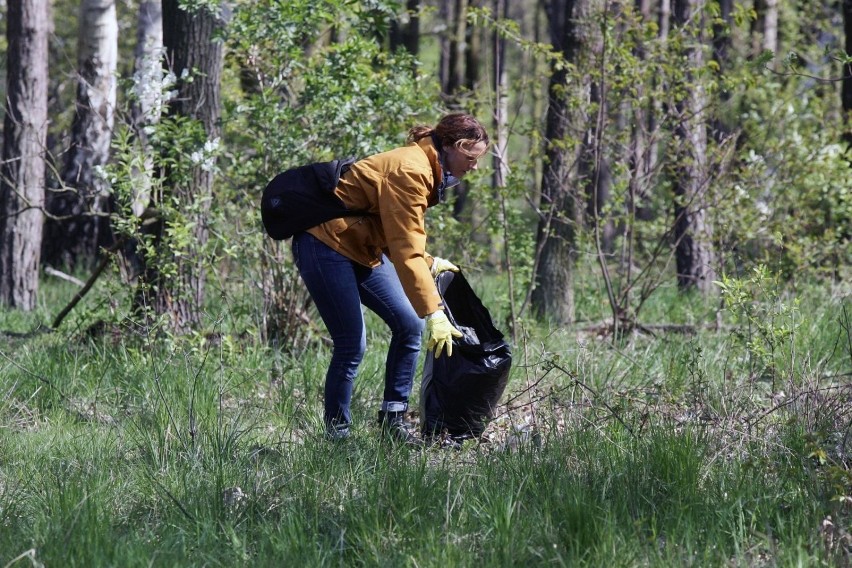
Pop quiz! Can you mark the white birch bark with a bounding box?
[130,0,164,217]
[43,0,118,267]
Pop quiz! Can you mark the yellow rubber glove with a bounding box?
[424,310,463,357]
[431,256,459,277]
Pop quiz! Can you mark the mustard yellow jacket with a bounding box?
[307,137,444,318]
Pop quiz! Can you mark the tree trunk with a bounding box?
[449,0,485,223]
[530,0,582,324]
[43,0,118,270]
[438,0,454,92]
[711,0,734,141]
[444,0,469,101]
[129,0,163,220]
[753,0,779,56]
[579,2,613,254]
[134,1,164,117]
[390,0,420,58]
[492,0,509,189]
[842,0,852,147]
[583,81,614,253]
[485,0,510,269]
[645,0,670,176]
[628,0,655,225]
[114,0,163,286]
[141,0,223,332]
[712,0,733,65]
[0,0,49,310]
[659,0,671,46]
[762,0,778,55]
[465,0,483,92]
[672,0,716,294]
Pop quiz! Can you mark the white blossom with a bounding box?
[190,137,221,173]
[132,47,177,124]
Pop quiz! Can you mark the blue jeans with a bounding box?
[291,232,424,428]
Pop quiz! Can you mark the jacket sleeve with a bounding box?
[377,166,444,318]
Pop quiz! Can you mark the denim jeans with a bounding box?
[292,232,424,428]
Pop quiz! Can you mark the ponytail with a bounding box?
[407,125,434,144]
[407,113,489,149]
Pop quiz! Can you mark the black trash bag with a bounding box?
[420,270,512,440]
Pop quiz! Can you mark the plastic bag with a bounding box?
[420,270,512,440]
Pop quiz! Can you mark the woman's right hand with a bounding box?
[430,256,459,277]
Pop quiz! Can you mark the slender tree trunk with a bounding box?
[438,0,454,92]
[140,0,224,332]
[530,0,581,324]
[711,0,734,141]
[628,0,654,226]
[842,0,852,147]
[134,0,164,119]
[115,0,162,286]
[444,0,469,101]
[579,1,613,254]
[646,0,670,176]
[390,0,420,58]
[659,0,671,51]
[762,0,778,55]
[43,0,118,270]
[672,0,716,294]
[583,82,614,252]
[450,0,484,222]
[712,0,734,66]
[753,0,779,56]
[0,0,49,310]
[465,0,483,92]
[129,0,163,220]
[488,0,510,270]
[531,0,546,199]
[492,0,509,189]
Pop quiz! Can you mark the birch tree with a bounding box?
[492,0,509,189]
[129,0,163,219]
[43,0,118,269]
[753,0,779,56]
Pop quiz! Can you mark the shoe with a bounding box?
[424,432,463,451]
[377,410,423,447]
[325,422,351,442]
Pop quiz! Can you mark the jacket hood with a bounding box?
[416,137,447,206]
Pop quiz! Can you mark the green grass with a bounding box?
[1,273,850,566]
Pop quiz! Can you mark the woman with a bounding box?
[292,113,489,444]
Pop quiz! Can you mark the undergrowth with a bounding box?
[0,270,850,566]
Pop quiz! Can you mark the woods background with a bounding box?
[0,0,849,341]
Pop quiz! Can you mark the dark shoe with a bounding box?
[424,432,463,451]
[325,421,351,442]
[378,410,423,447]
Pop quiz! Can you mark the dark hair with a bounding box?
[408,113,490,153]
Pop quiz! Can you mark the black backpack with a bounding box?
[260,157,363,240]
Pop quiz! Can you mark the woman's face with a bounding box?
[443,141,488,178]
